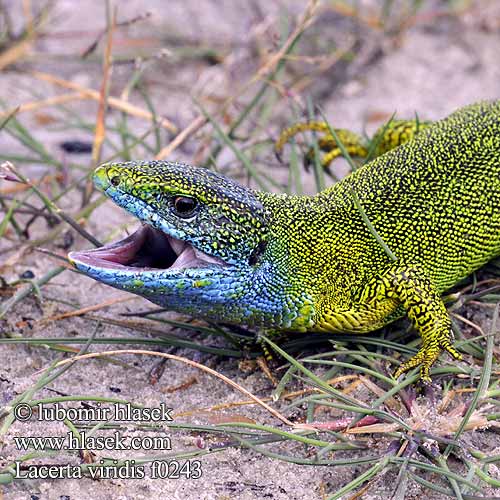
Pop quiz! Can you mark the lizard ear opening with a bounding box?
[249,240,267,266]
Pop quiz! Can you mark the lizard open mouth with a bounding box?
[69,225,225,272]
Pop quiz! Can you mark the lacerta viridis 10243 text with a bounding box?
[69,101,500,382]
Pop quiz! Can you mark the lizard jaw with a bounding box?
[68,225,226,273]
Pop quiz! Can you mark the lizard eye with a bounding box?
[172,196,198,218]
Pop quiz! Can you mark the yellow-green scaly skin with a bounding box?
[71,101,500,381]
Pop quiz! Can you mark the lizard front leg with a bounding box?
[359,264,462,382]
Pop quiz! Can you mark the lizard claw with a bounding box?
[393,330,462,383]
[393,349,435,383]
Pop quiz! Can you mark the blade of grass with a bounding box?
[307,96,326,192]
[0,94,85,121]
[391,457,483,492]
[0,105,20,129]
[49,349,294,426]
[0,198,19,238]
[1,161,102,247]
[0,265,66,320]
[443,302,497,458]
[196,99,270,191]
[408,472,493,500]
[31,70,177,133]
[0,325,97,435]
[328,457,390,499]
[364,112,396,163]
[0,336,245,358]
[314,106,397,260]
[316,105,359,172]
[231,434,380,466]
[350,187,397,261]
[85,1,115,206]
[155,0,318,161]
[260,334,411,430]
[1,103,60,165]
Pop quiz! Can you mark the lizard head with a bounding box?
[68,161,287,324]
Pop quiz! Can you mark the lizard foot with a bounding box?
[255,330,287,362]
[393,331,462,383]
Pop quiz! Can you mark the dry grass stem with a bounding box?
[30,70,177,133]
[51,349,294,426]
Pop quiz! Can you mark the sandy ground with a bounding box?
[1,1,500,499]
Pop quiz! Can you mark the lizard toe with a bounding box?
[439,337,462,361]
[393,350,426,379]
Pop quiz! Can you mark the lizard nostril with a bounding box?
[110,175,121,187]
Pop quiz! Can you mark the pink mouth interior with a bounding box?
[69,225,224,271]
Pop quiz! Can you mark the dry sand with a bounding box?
[1,1,500,499]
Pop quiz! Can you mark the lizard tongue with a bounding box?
[170,245,226,269]
[170,245,200,269]
[169,237,185,256]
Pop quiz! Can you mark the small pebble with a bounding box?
[59,140,92,154]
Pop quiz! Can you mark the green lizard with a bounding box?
[274,116,432,168]
[69,101,500,382]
